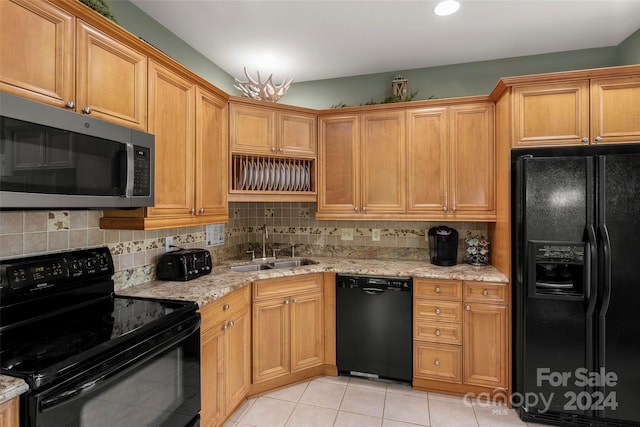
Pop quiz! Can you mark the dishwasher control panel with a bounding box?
[336,274,412,291]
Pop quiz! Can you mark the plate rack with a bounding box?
[231,154,315,193]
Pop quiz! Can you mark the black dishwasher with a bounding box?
[336,274,412,383]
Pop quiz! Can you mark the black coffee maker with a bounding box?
[428,226,459,266]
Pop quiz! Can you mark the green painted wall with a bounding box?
[618,28,640,65]
[105,1,636,109]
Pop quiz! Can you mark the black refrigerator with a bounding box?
[512,144,640,427]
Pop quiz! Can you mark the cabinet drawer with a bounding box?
[463,281,507,304]
[253,273,323,301]
[414,342,462,383]
[200,286,250,330]
[414,300,462,322]
[414,279,462,301]
[414,320,462,345]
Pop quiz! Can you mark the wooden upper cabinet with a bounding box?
[195,86,228,219]
[406,102,495,220]
[0,0,75,107]
[360,110,406,214]
[0,0,147,130]
[406,107,449,213]
[76,20,147,130]
[590,76,640,144]
[146,60,195,217]
[450,103,495,216]
[229,103,276,154]
[229,102,316,157]
[512,75,640,147]
[317,114,360,215]
[512,81,589,146]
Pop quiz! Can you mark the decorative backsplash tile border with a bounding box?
[0,203,488,290]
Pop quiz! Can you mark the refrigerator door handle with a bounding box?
[585,224,598,315]
[598,223,612,319]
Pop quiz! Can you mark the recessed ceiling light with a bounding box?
[434,0,460,16]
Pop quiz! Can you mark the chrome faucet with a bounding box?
[261,224,268,259]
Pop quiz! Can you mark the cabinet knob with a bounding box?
[595,136,603,142]
[82,106,92,114]
[434,359,440,366]
[190,208,195,214]
[223,304,230,311]
[354,207,358,212]
[362,207,367,212]
[292,298,298,303]
[227,320,235,327]
[435,308,441,315]
[65,101,75,109]
[435,287,441,293]
[279,147,284,152]
[199,208,205,213]
[222,324,228,331]
[443,206,448,212]
[482,290,489,296]
[582,137,589,143]
[271,147,276,152]
[435,329,441,336]
[284,300,290,305]
[466,305,471,311]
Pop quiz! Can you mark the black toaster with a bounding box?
[156,248,212,281]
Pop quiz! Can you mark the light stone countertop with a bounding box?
[0,375,28,404]
[0,257,507,400]
[117,257,509,307]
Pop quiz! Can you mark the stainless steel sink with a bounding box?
[230,263,273,272]
[230,259,317,272]
[272,259,318,268]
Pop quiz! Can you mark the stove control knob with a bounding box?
[85,258,96,269]
[97,255,109,268]
[70,260,82,272]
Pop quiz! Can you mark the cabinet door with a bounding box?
[512,81,589,146]
[229,104,276,155]
[252,298,290,383]
[278,112,317,157]
[317,115,360,215]
[76,20,147,130]
[0,0,74,108]
[360,110,406,214]
[225,308,251,414]
[590,76,640,144]
[147,60,195,217]
[450,103,495,216]
[200,326,225,427]
[290,292,324,372]
[406,107,449,213]
[463,303,508,388]
[195,86,228,221]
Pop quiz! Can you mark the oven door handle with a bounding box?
[40,315,200,411]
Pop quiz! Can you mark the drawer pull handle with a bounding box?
[482,290,489,296]
[435,329,441,336]
[434,359,440,366]
[435,308,441,315]
[435,287,441,293]
[223,304,230,311]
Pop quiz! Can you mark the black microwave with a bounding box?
[0,92,154,209]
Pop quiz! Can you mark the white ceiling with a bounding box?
[130,0,640,83]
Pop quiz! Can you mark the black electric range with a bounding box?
[0,247,201,427]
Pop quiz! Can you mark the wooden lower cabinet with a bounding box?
[252,274,324,387]
[0,397,19,427]
[200,287,251,427]
[413,278,509,396]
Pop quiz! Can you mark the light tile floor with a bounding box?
[224,375,547,427]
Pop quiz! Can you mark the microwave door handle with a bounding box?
[125,142,134,197]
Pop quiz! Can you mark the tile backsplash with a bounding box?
[0,202,488,290]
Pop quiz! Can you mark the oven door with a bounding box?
[25,315,200,427]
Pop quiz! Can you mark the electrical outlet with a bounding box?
[372,229,381,241]
[341,228,354,241]
[165,236,174,252]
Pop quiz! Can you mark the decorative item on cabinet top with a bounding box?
[231,154,314,193]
